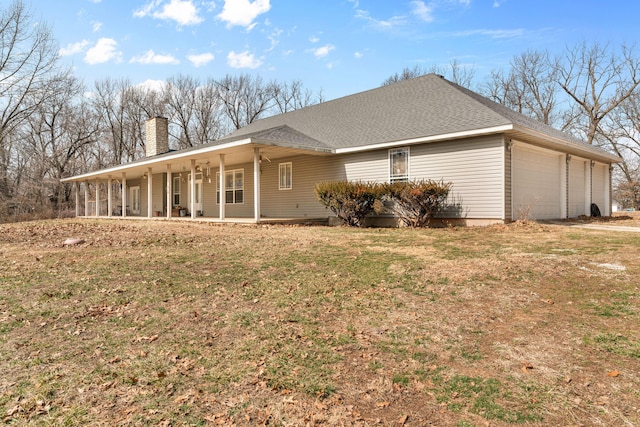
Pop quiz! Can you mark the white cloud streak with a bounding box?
[59,40,90,57]
[187,52,215,67]
[227,50,263,68]
[311,44,335,59]
[411,1,434,23]
[130,49,180,64]
[354,9,407,30]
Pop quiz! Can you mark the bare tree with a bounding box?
[0,0,59,200]
[382,60,476,88]
[555,41,640,146]
[164,75,226,148]
[381,65,426,86]
[483,51,563,128]
[215,74,275,130]
[92,77,149,165]
[164,74,198,148]
[193,78,226,143]
[20,72,100,209]
[272,79,317,114]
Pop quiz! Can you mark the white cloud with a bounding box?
[493,0,502,7]
[136,79,167,92]
[227,50,263,68]
[130,49,180,64]
[59,40,90,57]
[411,1,434,23]
[311,44,335,59]
[134,0,203,26]
[84,38,122,64]
[217,0,271,28]
[354,51,364,59]
[187,52,215,67]
[309,35,320,43]
[91,21,103,32]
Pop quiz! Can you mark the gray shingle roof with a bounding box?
[217,125,332,152]
[223,73,599,152]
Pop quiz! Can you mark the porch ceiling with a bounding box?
[62,141,331,182]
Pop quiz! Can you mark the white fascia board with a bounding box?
[511,126,622,163]
[61,138,254,182]
[334,125,514,154]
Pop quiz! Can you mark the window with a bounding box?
[130,186,140,214]
[279,162,292,190]
[216,169,244,204]
[389,147,409,182]
[173,176,181,206]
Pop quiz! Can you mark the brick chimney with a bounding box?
[145,116,169,157]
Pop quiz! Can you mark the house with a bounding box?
[62,73,621,225]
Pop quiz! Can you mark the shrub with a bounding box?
[314,181,384,227]
[381,180,452,227]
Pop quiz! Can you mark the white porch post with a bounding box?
[190,159,196,219]
[95,178,100,217]
[107,175,113,217]
[561,155,568,219]
[121,173,127,218]
[147,167,153,218]
[74,182,79,217]
[254,147,261,223]
[84,181,89,216]
[219,154,225,220]
[166,164,172,218]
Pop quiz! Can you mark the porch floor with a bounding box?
[77,215,329,226]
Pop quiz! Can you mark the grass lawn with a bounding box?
[0,218,639,426]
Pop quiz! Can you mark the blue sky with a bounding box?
[32,0,640,100]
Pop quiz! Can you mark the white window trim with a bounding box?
[389,147,410,183]
[279,162,293,190]
[216,169,244,205]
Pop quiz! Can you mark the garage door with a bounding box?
[512,145,563,220]
[592,163,608,216]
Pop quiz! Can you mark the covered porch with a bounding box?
[62,136,332,224]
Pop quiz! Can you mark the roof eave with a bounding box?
[61,138,254,182]
[334,125,514,154]
[511,125,622,163]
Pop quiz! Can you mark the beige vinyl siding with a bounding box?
[504,138,512,221]
[592,163,608,215]
[340,151,388,182]
[568,158,588,217]
[201,174,217,216]
[151,173,165,216]
[411,136,505,219]
[260,155,339,218]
